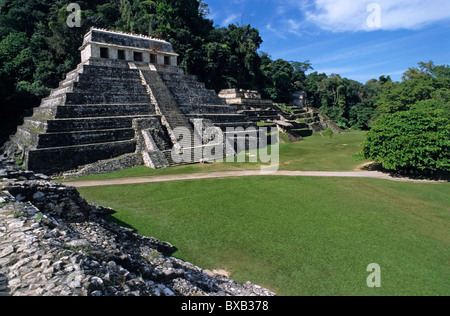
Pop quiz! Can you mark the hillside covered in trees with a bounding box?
[0,0,448,172]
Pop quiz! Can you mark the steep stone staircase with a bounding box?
[160,73,255,131]
[160,73,262,153]
[139,69,203,165]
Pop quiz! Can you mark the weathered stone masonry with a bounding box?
[0,156,275,296]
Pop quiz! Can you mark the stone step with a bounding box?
[36,128,136,149]
[239,110,279,116]
[170,88,218,100]
[284,122,310,129]
[72,82,148,95]
[295,112,319,119]
[179,104,237,115]
[140,70,193,134]
[27,140,137,175]
[290,128,314,137]
[186,114,249,124]
[308,122,327,133]
[77,72,142,82]
[76,75,144,88]
[40,95,66,107]
[32,107,58,120]
[44,115,154,133]
[225,98,274,105]
[239,111,279,122]
[74,77,143,90]
[64,93,150,105]
[16,125,135,151]
[247,117,279,123]
[160,73,227,107]
[164,81,206,90]
[160,73,200,83]
[212,121,256,130]
[50,85,74,98]
[301,117,321,124]
[33,104,155,119]
[173,95,225,106]
[15,126,41,148]
[80,65,141,78]
[64,66,83,81]
[23,117,47,132]
[58,77,79,90]
[176,88,218,96]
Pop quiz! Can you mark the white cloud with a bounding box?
[303,0,450,31]
[287,19,303,36]
[266,23,288,39]
[223,13,241,26]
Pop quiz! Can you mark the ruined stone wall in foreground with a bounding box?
[0,157,275,297]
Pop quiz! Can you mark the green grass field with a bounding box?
[75,130,450,296]
[79,177,450,296]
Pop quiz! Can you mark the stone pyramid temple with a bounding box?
[7,28,260,176]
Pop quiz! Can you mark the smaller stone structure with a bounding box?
[218,88,343,141]
[80,28,180,72]
[219,89,279,122]
[292,91,306,109]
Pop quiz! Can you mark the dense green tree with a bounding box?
[200,41,234,89]
[361,108,449,172]
[291,60,313,90]
[262,59,294,102]
[361,62,450,172]
[303,71,328,107]
[308,74,368,128]
[259,54,313,103]
[302,72,396,130]
[377,61,450,114]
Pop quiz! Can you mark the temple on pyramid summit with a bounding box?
[6,28,261,177]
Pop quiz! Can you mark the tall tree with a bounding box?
[361,62,450,172]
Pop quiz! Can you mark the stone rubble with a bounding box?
[0,156,275,297]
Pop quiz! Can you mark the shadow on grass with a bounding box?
[361,163,450,182]
[105,214,136,231]
[104,214,178,257]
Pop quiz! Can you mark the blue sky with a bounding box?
[204,0,450,83]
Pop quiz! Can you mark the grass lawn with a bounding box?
[78,176,450,296]
[66,130,369,182]
[277,130,368,171]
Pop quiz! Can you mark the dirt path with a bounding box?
[63,170,442,188]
